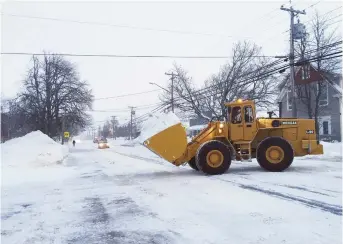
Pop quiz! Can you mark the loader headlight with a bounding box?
[218,129,223,134]
[219,123,224,128]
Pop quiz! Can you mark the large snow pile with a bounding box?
[2,130,69,168]
[321,141,342,156]
[319,141,342,160]
[125,112,181,146]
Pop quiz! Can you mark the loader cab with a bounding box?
[225,99,257,141]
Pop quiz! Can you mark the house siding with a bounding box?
[279,74,341,142]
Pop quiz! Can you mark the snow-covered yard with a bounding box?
[1,129,342,244]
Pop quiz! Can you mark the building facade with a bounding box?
[277,64,342,142]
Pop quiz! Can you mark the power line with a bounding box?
[1,12,252,39]
[120,60,290,126]
[89,103,161,112]
[326,14,343,23]
[260,6,343,44]
[303,1,322,10]
[119,52,341,127]
[237,6,281,32]
[103,43,342,126]
[328,19,343,26]
[168,47,342,106]
[0,52,285,59]
[94,89,160,100]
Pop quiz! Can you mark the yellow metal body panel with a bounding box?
[143,123,188,165]
[230,123,243,141]
[302,140,324,155]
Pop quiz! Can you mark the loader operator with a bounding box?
[232,107,242,124]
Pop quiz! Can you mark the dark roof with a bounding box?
[277,64,341,91]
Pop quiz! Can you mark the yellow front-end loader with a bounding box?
[143,99,323,175]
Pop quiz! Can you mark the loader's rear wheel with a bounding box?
[196,140,231,175]
[188,157,199,171]
[257,137,294,172]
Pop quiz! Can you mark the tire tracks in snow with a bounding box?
[68,196,179,244]
[110,149,173,167]
[214,177,342,216]
[113,147,342,216]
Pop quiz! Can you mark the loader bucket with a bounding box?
[143,123,188,163]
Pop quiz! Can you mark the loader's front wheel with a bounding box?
[257,137,294,172]
[188,157,199,171]
[196,140,231,175]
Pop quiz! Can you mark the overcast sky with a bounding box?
[1,0,342,126]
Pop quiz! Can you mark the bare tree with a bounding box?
[101,121,111,138]
[15,53,93,138]
[160,41,278,120]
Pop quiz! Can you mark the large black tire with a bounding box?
[188,157,199,171]
[195,140,231,175]
[256,137,294,172]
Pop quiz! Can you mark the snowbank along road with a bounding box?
[2,139,342,244]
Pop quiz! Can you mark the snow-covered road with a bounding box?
[2,139,342,244]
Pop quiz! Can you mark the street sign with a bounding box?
[64,132,70,138]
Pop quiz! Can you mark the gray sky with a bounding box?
[1,0,342,126]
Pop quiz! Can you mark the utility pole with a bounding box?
[281,4,306,118]
[165,72,177,113]
[129,107,136,140]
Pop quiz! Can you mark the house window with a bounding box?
[301,64,310,80]
[286,88,292,111]
[318,116,331,135]
[317,82,329,106]
[323,121,329,135]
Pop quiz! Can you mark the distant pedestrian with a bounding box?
[72,140,76,147]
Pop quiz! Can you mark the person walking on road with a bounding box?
[72,140,76,147]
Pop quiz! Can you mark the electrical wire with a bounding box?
[98,42,342,127]
[93,55,290,125]
[260,6,343,44]
[303,1,322,10]
[89,103,161,112]
[164,48,341,107]
[118,47,342,125]
[0,52,286,59]
[119,61,290,126]
[93,89,160,100]
[1,12,252,39]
